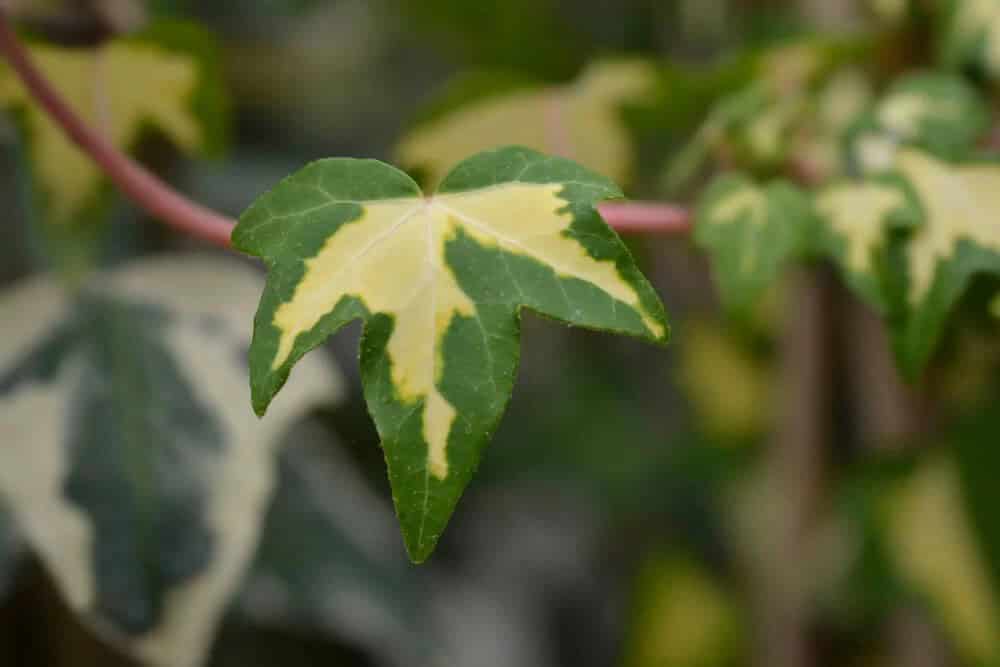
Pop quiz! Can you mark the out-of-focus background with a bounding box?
[2,0,1000,666]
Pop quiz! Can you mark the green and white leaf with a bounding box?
[233,145,669,562]
[0,254,338,667]
[694,174,814,318]
[888,149,1000,376]
[396,60,657,187]
[813,178,920,311]
[0,21,226,224]
[848,73,989,175]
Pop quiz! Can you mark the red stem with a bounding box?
[0,12,692,243]
[597,201,691,234]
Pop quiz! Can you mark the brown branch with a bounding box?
[0,11,693,246]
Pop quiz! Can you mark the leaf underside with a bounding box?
[233,146,669,562]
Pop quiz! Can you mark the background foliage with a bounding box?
[3,0,1000,666]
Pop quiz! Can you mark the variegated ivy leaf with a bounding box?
[941,0,1000,78]
[0,255,338,667]
[848,73,989,175]
[889,149,1000,376]
[233,146,669,562]
[0,21,226,224]
[693,174,814,318]
[396,60,657,187]
[813,179,920,311]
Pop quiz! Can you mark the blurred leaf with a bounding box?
[848,73,989,175]
[622,555,744,667]
[240,434,428,666]
[693,174,814,318]
[232,146,669,563]
[887,149,1000,376]
[0,254,339,667]
[0,504,25,602]
[676,318,773,441]
[867,0,912,23]
[668,38,870,185]
[794,68,874,180]
[0,20,227,225]
[397,60,658,188]
[885,458,1000,663]
[940,0,1000,78]
[813,179,920,312]
[396,0,583,78]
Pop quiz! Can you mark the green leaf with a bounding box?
[396,60,657,188]
[0,255,338,667]
[888,149,1000,376]
[813,178,920,311]
[0,20,227,224]
[848,72,989,174]
[232,145,669,562]
[693,174,814,318]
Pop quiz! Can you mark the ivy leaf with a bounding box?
[693,174,814,318]
[848,72,989,174]
[0,21,226,224]
[0,255,337,667]
[813,179,920,311]
[888,149,1000,376]
[396,60,657,187]
[233,146,669,562]
[941,0,1000,78]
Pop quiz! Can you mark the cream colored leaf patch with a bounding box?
[890,148,1000,375]
[396,60,656,187]
[233,146,668,562]
[814,181,915,310]
[0,26,216,223]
